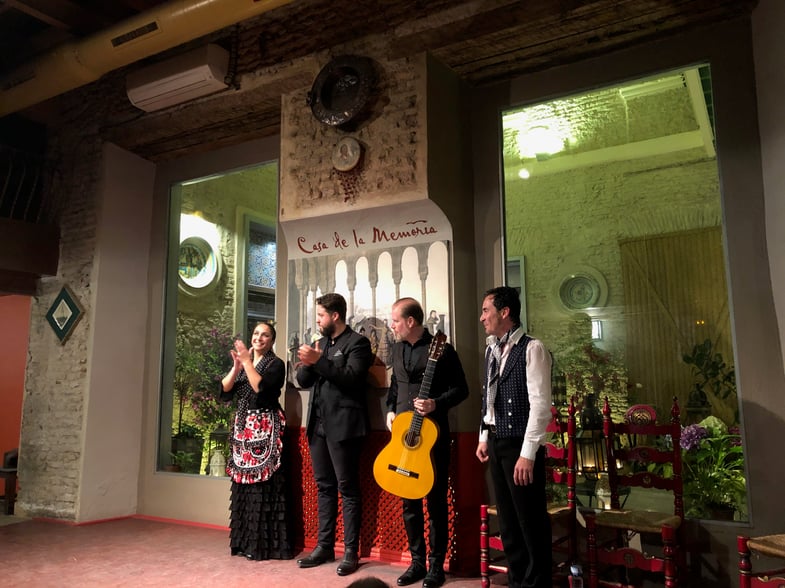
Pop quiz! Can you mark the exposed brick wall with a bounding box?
[280,45,429,220]
[20,117,105,518]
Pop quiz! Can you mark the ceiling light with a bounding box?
[515,125,566,159]
[518,168,531,180]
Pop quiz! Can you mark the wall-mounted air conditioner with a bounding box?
[126,44,229,112]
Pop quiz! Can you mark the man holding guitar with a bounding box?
[384,298,468,588]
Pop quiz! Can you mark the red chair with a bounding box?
[0,448,18,515]
[584,397,684,588]
[738,534,785,587]
[480,398,578,587]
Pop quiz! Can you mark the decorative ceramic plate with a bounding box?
[178,236,221,294]
[332,136,362,171]
[556,266,608,312]
[308,55,376,127]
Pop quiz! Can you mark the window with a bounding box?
[159,162,279,475]
[501,65,747,521]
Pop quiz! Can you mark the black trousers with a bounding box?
[489,437,552,588]
[308,418,363,551]
[401,436,450,567]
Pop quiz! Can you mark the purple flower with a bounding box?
[681,424,708,451]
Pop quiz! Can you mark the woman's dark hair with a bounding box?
[345,577,391,588]
[316,292,348,322]
[255,321,277,343]
[484,286,521,326]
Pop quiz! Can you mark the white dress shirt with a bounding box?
[479,327,553,460]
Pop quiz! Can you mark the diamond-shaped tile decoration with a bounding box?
[45,285,84,344]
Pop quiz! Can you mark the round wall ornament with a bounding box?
[555,265,608,312]
[307,55,376,127]
[178,235,222,296]
[332,136,362,172]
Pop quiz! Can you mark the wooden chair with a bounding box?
[738,534,785,587]
[0,447,19,515]
[480,398,578,587]
[584,397,684,588]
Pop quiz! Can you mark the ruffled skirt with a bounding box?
[229,468,293,560]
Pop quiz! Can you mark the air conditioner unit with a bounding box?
[126,44,229,112]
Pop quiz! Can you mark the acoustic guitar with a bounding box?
[373,331,446,499]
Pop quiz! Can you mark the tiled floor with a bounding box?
[0,516,489,587]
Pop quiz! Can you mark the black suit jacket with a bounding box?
[296,326,373,442]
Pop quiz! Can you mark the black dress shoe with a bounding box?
[336,550,359,576]
[297,545,335,568]
[422,566,445,588]
[397,562,427,586]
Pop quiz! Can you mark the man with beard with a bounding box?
[386,297,468,588]
[296,293,373,577]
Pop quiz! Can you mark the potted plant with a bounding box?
[171,422,203,462]
[167,450,200,474]
[683,339,737,426]
[680,416,747,519]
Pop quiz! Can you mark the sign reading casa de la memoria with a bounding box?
[281,200,453,259]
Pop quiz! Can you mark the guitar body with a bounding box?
[373,411,439,499]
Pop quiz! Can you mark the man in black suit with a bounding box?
[296,292,373,577]
[386,298,468,588]
[475,286,553,588]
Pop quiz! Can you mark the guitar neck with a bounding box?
[408,357,439,432]
[416,356,438,401]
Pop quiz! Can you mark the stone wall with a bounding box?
[280,48,429,220]
[20,114,104,517]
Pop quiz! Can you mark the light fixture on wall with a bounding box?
[591,319,603,340]
[516,124,565,159]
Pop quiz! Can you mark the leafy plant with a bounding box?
[174,313,238,438]
[683,339,737,426]
[169,450,199,472]
[173,422,202,439]
[680,416,746,519]
[555,341,630,423]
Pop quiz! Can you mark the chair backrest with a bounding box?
[544,400,577,491]
[602,396,683,519]
[544,399,578,565]
[2,448,18,469]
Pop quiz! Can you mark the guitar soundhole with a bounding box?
[403,432,421,450]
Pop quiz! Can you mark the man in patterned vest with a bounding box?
[475,286,553,588]
[386,297,468,588]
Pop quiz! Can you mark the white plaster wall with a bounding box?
[79,144,154,521]
[753,0,785,373]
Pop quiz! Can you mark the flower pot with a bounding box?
[708,505,736,521]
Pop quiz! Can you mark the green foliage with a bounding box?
[173,422,202,439]
[173,312,238,437]
[555,340,630,423]
[683,339,737,426]
[169,450,199,471]
[680,417,746,519]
